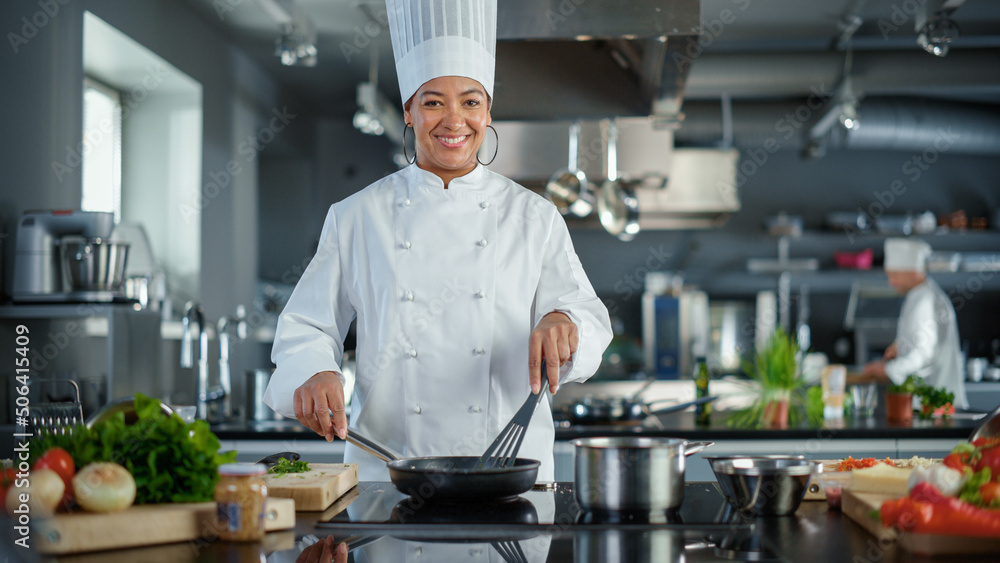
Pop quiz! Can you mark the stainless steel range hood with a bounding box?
[487,119,740,230]
[492,0,701,121]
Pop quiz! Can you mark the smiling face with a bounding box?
[404,76,492,187]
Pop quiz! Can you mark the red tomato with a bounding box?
[0,467,16,500]
[943,453,970,471]
[34,448,75,506]
[974,447,1000,477]
[981,482,1000,506]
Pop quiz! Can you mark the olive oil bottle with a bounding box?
[695,356,711,426]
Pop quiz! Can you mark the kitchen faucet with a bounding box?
[216,305,247,420]
[181,301,225,421]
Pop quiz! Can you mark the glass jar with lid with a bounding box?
[215,463,268,541]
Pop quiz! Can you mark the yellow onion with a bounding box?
[6,468,65,516]
[73,462,136,513]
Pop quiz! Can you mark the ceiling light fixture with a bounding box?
[352,45,404,146]
[257,0,318,67]
[915,0,965,57]
[275,23,317,66]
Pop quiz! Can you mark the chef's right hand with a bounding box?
[294,371,347,441]
[883,342,898,361]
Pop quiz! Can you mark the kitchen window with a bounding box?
[81,77,123,223]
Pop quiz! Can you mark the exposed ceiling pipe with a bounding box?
[684,49,1000,100]
[844,98,1000,153]
[675,98,1000,154]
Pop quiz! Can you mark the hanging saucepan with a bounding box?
[596,119,640,241]
[345,427,539,502]
[545,120,593,217]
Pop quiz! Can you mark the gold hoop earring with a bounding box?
[402,123,415,164]
[477,125,499,166]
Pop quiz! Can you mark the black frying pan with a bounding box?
[346,427,540,502]
[562,395,719,425]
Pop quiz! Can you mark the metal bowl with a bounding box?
[707,456,819,517]
[86,396,176,428]
[61,236,130,291]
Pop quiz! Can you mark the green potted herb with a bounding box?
[728,327,804,429]
[915,383,955,420]
[886,374,920,424]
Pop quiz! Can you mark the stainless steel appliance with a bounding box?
[12,210,129,303]
[709,300,755,375]
[642,280,710,379]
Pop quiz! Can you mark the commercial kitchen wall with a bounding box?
[0,0,313,409]
[257,121,1000,367]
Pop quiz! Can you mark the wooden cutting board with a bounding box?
[35,497,295,555]
[842,489,1000,556]
[264,463,358,511]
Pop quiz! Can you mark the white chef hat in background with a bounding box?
[385,0,497,107]
[884,238,932,272]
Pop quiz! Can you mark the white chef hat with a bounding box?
[884,238,932,272]
[385,0,497,107]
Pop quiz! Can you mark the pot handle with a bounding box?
[684,441,715,456]
[345,426,404,462]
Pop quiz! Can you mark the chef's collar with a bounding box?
[405,163,487,191]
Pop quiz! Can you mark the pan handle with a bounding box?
[345,426,404,462]
[683,441,715,456]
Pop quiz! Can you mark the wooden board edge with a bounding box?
[843,489,1000,556]
[35,502,215,555]
[35,498,295,555]
[265,497,296,531]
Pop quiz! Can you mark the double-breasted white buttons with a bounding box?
[404,291,414,301]
[403,198,411,206]
[409,349,418,358]
[476,290,487,299]
[473,347,485,355]
[413,405,422,414]
[480,202,490,210]
[478,239,488,247]
[468,405,482,414]
[403,241,411,249]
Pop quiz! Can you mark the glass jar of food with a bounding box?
[215,463,268,541]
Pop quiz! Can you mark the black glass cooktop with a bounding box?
[314,481,750,534]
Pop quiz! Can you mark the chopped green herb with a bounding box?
[267,457,311,477]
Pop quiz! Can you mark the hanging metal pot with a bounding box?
[545,121,593,217]
[596,120,640,241]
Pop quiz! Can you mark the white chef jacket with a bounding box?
[884,278,967,410]
[264,163,612,482]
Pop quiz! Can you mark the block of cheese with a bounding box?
[849,463,913,497]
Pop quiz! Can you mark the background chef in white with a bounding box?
[264,0,612,483]
[863,238,968,409]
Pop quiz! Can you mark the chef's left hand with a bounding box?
[862,360,889,382]
[529,312,578,394]
[297,536,347,563]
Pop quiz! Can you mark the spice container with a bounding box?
[215,463,268,542]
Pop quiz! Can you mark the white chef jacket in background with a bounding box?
[884,278,968,410]
[264,163,613,481]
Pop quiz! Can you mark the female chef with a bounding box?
[264,0,613,483]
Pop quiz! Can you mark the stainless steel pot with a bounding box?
[572,437,713,512]
[61,236,130,291]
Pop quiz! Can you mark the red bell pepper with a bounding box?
[880,482,1000,538]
